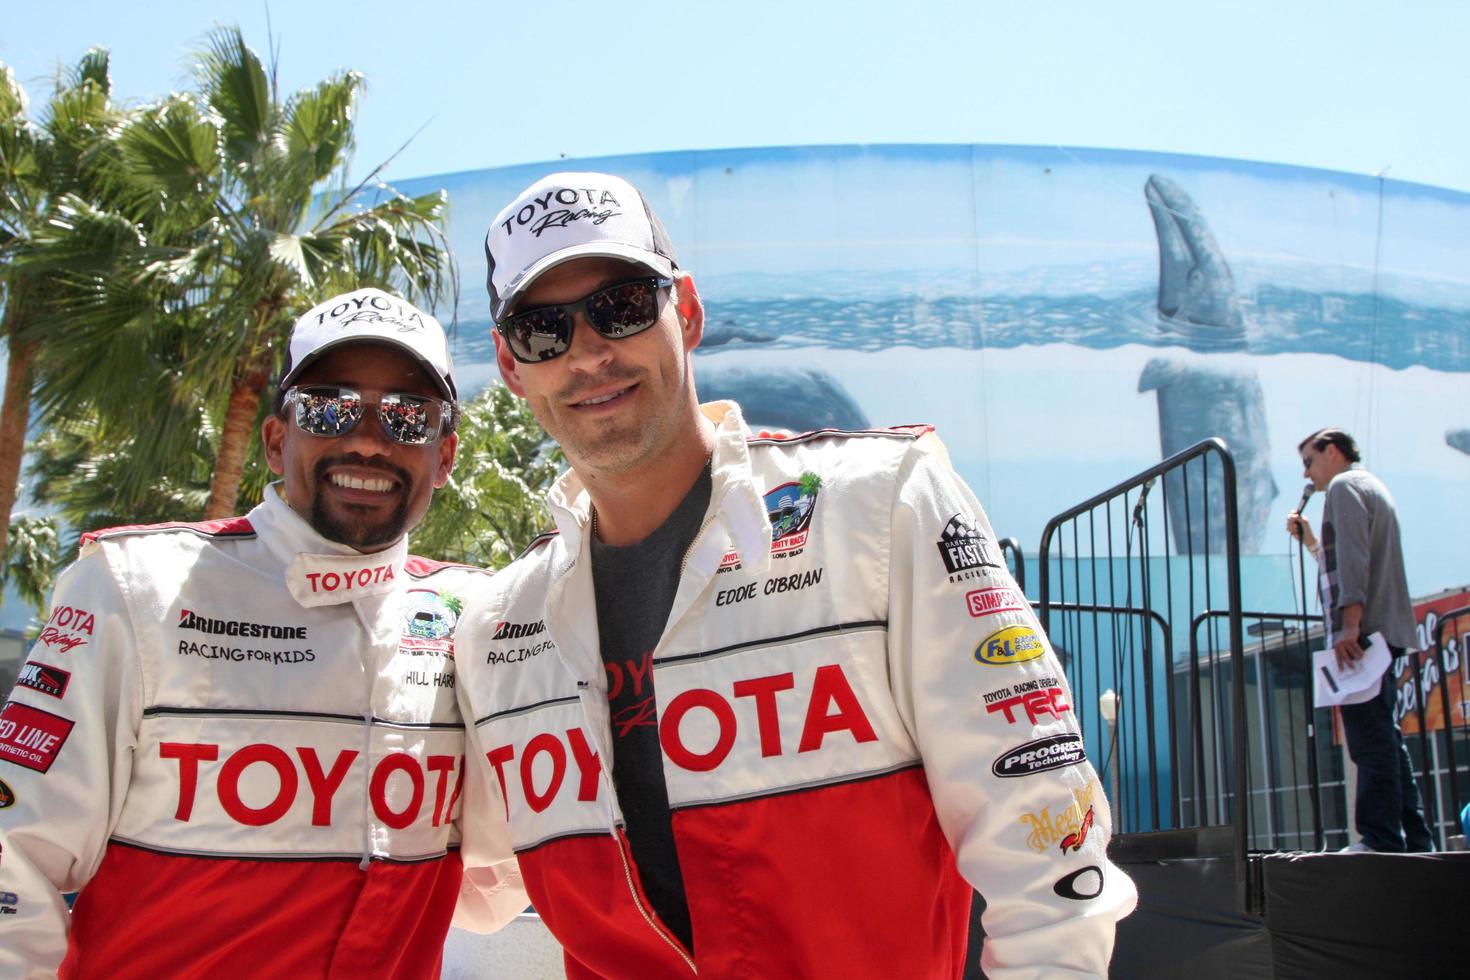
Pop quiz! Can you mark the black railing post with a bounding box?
[998,537,1026,593]
[1435,609,1470,844]
[1409,652,1440,844]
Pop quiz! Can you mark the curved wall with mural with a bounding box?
[400,144,1470,604]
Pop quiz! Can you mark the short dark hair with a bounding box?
[1298,427,1361,463]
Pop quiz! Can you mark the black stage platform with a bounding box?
[1114,849,1467,978]
[970,845,1468,978]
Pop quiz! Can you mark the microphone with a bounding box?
[1132,478,1155,527]
[1295,481,1314,514]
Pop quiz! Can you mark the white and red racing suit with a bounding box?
[0,486,525,978]
[455,401,1137,980]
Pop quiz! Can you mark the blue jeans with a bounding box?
[1340,651,1434,852]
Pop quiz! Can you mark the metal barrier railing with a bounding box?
[1189,611,1330,852]
[1038,438,1248,907]
[998,537,1026,592]
[1428,607,1469,842]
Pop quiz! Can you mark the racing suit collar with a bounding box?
[253,483,409,608]
[542,400,772,577]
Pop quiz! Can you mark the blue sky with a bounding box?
[4,0,1467,192]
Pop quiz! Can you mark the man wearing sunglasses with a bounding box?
[455,173,1135,978]
[1287,428,1431,853]
[0,288,525,977]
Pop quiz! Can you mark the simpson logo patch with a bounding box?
[966,585,1027,618]
[15,662,71,699]
[0,701,74,774]
[974,625,1047,666]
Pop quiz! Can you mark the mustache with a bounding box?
[312,454,412,487]
[557,369,642,404]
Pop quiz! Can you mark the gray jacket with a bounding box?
[1318,466,1418,650]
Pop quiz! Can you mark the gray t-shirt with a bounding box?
[590,463,711,952]
[1318,466,1418,649]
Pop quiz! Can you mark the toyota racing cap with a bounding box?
[485,172,679,322]
[276,287,457,407]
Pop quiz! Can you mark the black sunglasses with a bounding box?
[286,385,448,446]
[497,276,673,364]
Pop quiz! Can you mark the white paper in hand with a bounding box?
[1313,632,1392,708]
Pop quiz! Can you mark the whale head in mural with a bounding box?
[1145,174,1246,351]
[693,364,870,433]
[1447,429,1470,456]
[1138,357,1277,553]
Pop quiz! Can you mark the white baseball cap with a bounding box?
[277,287,456,404]
[484,172,678,322]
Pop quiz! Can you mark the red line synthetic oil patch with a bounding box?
[0,701,75,773]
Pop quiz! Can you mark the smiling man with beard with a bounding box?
[0,288,526,978]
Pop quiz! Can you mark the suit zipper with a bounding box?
[359,710,373,870]
[679,513,719,577]
[613,826,697,973]
[585,686,696,974]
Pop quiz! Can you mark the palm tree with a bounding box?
[0,50,119,564]
[26,25,456,520]
[409,383,562,569]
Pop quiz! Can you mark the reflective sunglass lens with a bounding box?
[377,394,440,445]
[586,281,657,337]
[501,277,666,363]
[291,387,442,445]
[509,310,573,363]
[294,387,363,437]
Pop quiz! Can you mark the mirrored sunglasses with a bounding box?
[497,276,673,363]
[287,385,447,446]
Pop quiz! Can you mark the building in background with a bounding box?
[402,143,1469,605]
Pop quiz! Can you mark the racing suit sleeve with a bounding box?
[887,437,1137,979]
[0,546,142,977]
[451,671,528,933]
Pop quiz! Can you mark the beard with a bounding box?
[308,455,414,550]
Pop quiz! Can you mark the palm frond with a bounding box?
[197,26,272,168]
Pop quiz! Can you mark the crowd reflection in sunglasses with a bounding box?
[299,395,432,440]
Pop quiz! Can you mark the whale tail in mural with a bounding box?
[1447,429,1470,456]
[1142,174,1276,553]
[1139,358,1278,553]
[693,365,870,433]
[1145,174,1247,351]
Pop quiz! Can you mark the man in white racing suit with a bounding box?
[452,172,1137,978]
[0,288,524,977]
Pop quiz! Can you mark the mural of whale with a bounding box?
[693,364,870,433]
[1141,174,1276,552]
[1145,174,1246,351]
[1139,358,1278,553]
[1447,429,1470,455]
[702,321,776,348]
